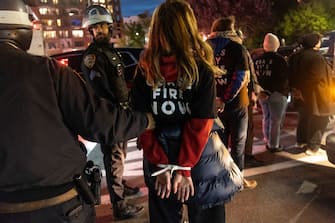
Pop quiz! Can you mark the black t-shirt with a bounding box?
[132,62,216,127]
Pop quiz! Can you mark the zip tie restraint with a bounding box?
[151,164,191,178]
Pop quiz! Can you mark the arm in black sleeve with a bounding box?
[51,59,148,144]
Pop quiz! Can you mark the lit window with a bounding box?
[91,0,105,3]
[59,30,69,38]
[39,8,48,15]
[44,31,57,39]
[107,6,113,13]
[56,19,61,27]
[40,0,48,3]
[47,20,53,26]
[72,30,84,38]
[53,0,58,4]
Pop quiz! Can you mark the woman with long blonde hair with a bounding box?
[131,1,241,222]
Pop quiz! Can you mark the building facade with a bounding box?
[29,0,123,56]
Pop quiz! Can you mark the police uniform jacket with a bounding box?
[0,42,148,202]
[81,41,129,105]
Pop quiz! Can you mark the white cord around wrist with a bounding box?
[151,164,191,178]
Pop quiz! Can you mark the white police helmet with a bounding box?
[0,0,33,51]
[82,5,113,28]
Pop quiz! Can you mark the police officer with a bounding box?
[81,5,143,220]
[0,0,153,222]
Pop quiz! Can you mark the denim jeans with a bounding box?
[218,106,248,171]
[259,91,288,148]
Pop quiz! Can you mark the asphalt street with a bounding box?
[83,111,335,223]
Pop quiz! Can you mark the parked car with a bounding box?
[320,31,335,67]
[51,47,143,88]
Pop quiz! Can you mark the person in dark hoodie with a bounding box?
[131,1,242,222]
[289,32,334,155]
[207,16,257,189]
[254,33,290,152]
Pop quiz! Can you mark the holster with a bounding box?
[73,175,96,205]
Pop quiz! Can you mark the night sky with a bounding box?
[121,0,164,17]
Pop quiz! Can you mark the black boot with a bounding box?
[113,201,144,220]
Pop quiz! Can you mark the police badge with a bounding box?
[84,54,96,69]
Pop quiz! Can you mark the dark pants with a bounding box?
[297,105,329,149]
[0,196,95,223]
[188,203,226,223]
[101,142,127,205]
[296,104,308,144]
[218,106,248,171]
[143,158,226,223]
[305,114,329,150]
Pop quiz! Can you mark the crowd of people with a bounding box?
[0,0,334,223]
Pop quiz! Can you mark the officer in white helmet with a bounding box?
[0,1,153,222]
[81,4,144,220]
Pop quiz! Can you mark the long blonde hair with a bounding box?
[139,0,219,90]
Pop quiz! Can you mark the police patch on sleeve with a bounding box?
[83,54,96,69]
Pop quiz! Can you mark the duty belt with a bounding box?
[0,188,78,214]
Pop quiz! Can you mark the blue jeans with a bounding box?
[218,106,248,171]
[259,91,288,148]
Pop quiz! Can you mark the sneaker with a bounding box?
[243,178,257,190]
[305,148,319,156]
[266,145,284,153]
[113,201,144,220]
[122,180,140,197]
